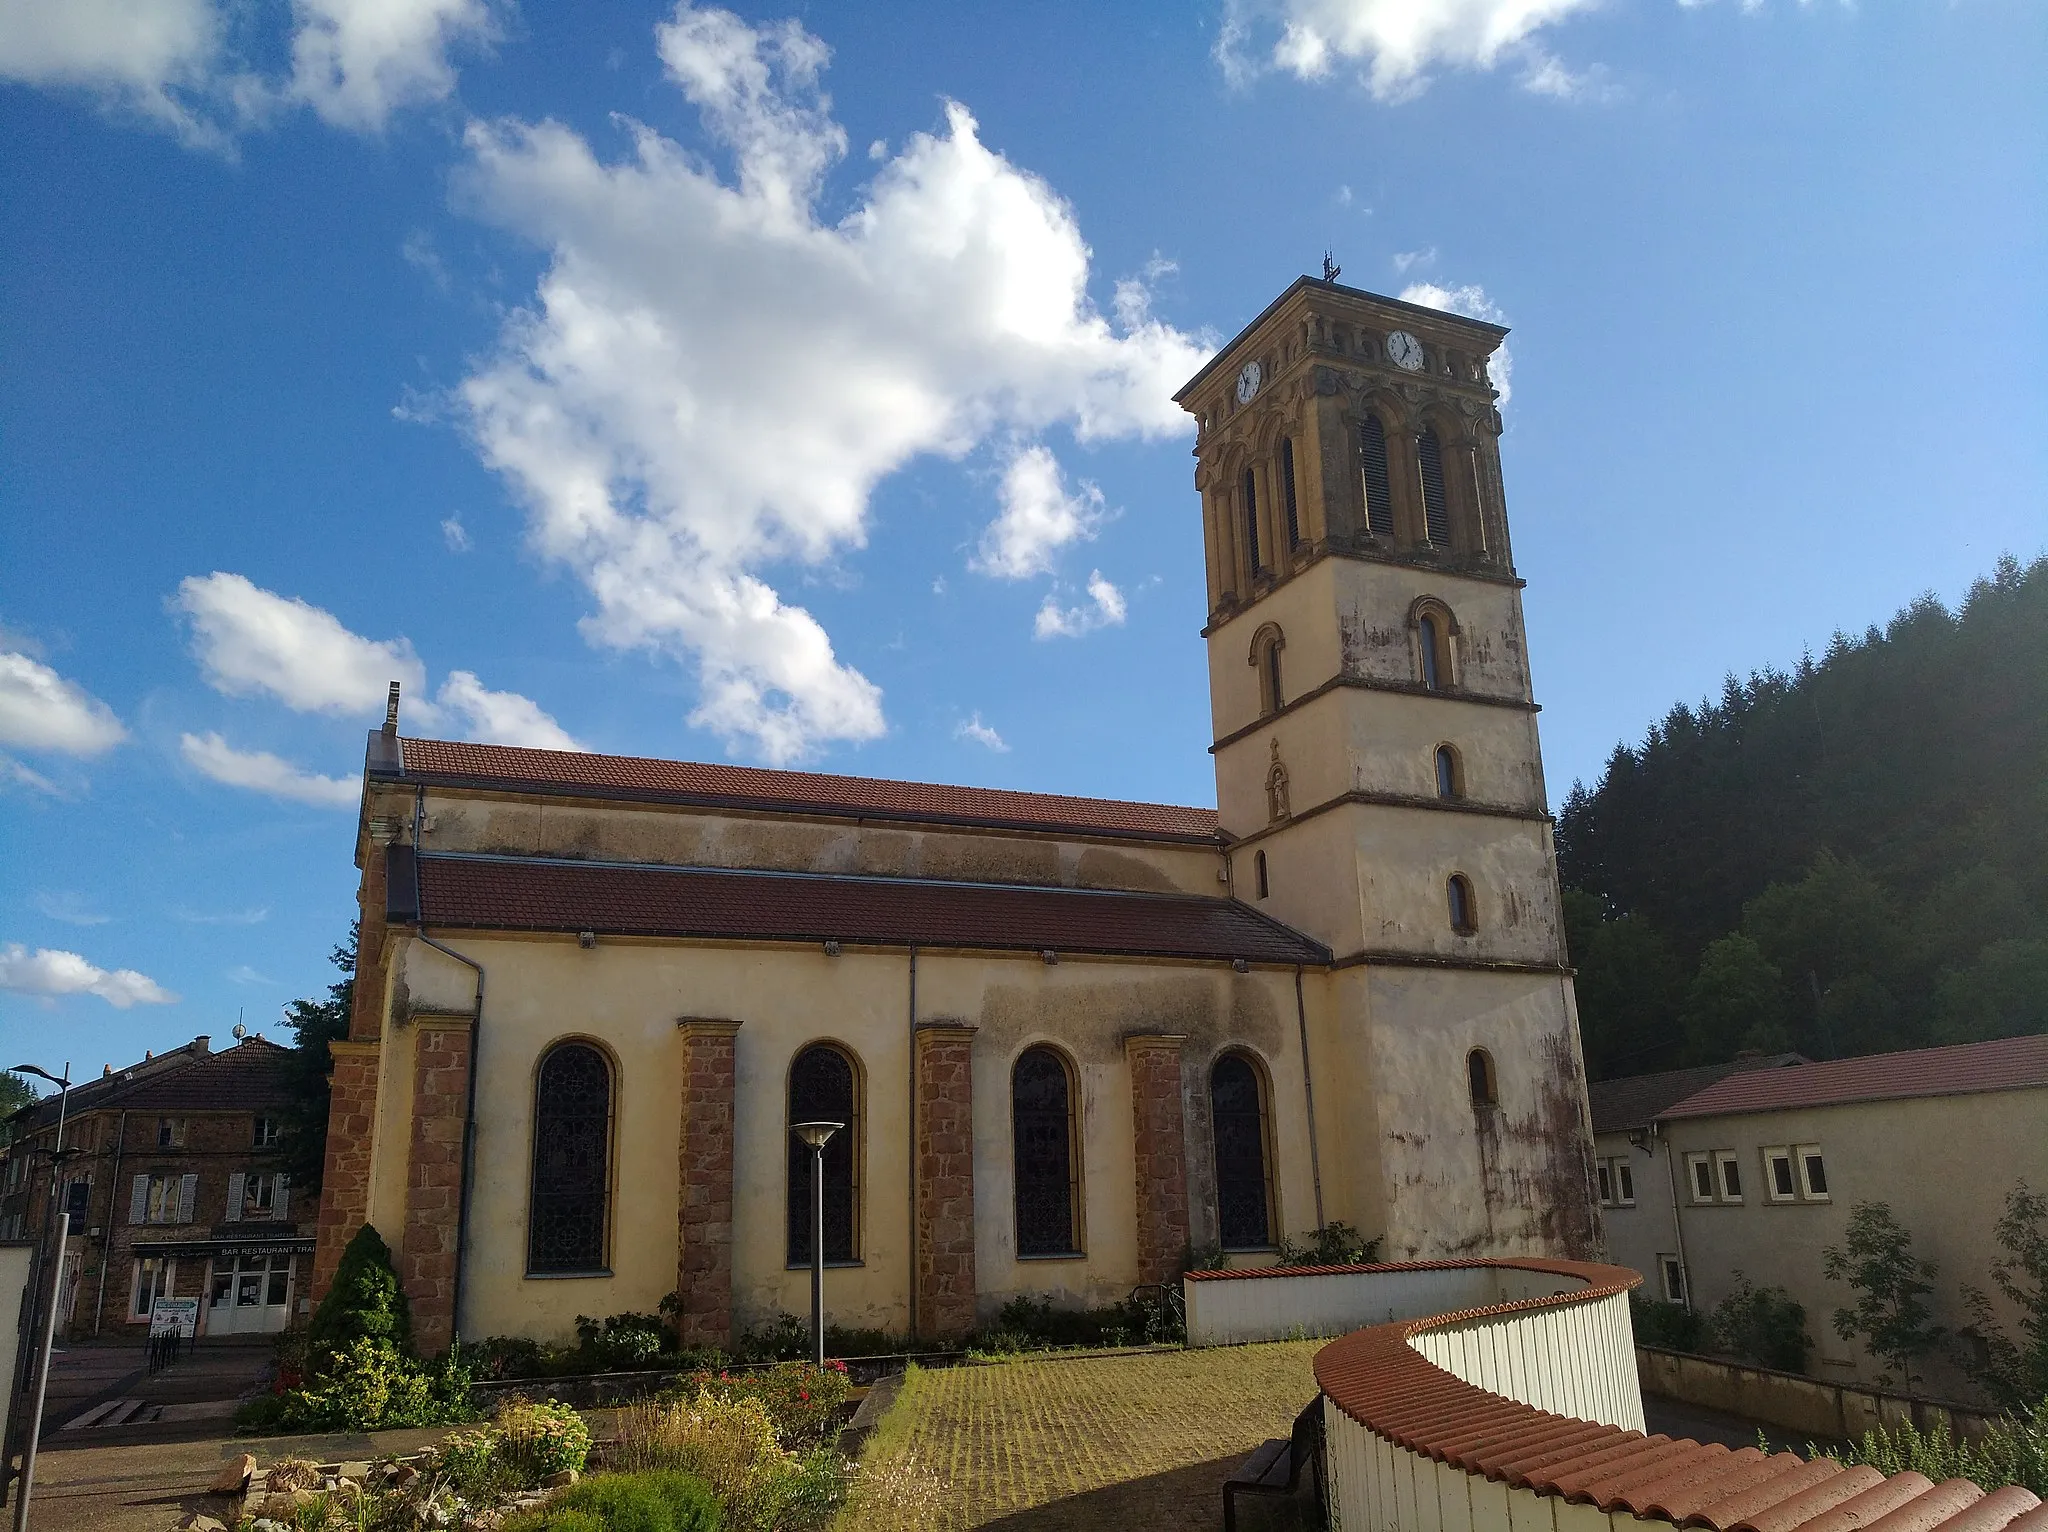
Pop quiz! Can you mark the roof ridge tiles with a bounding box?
[1564,1441,1729,1504]
[1933,1491,2046,1532]
[1658,1454,1821,1524]
[1631,1449,1777,1520]
[1859,1484,1992,1532]
[1726,1466,1889,1532]
[1784,1473,1940,1532]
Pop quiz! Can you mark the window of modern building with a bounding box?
[131,1255,175,1319]
[1765,1148,1797,1202]
[1243,468,1262,573]
[1596,1162,1613,1204]
[1280,438,1301,547]
[1210,1053,1274,1250]
[1434,744,1462,799]
[1659,1255,1686,1304]
[1359,413,1394,537]
[527,1040,612,1274]
[1715,1151,1743,1202]
[1616,1161,1636,1205]
[1686,1152,1715,1203]
[1254,850,1269,900]
[1012,1046,1080,1257]
[787,1043,859,1265]
[1798,1145,1830,1200]
[253,1116,281,1148]
[1448,874,1477,934]
[1418,426,1452,546]
[1467,1047,1497,1108]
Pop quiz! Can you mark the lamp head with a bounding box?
[790,1121,844,1151]
[9,1064,64,1087]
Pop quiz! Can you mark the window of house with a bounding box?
[1012,1046,1080,1257]
[1659,1255,1686,1304]
[1765,1148,1797,1202]
[155,1117,184,1149]
[246,1172,275,1216]
[1467,1048,1497,1109]
[787,1043,860,1266]
[1254,850,1270,900]
[1596,1162,1613,1205]
[1447,874,1477,935]
[132,1173,195,1225]
[1716,1151,1743,1202]
[1616,1161,1636,1206]
[253,1116,281,1148]
[1798,1145,1830,1201]
[527,1041,612,1275]
[1210,1053,1274,1250]
[1686,1152,1714,1203]
[1280,438,1301,548]
[131,1256,175,1319]
[1417,426,1452,547]
[1359,414,1395,537]
[1434,744,1461,799]
[64,1175,91,1220]
[1243,468,1262,573]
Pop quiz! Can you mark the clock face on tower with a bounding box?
[1385,331,1425,371]
[1235,360,1262,404]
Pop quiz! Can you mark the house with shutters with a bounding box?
[0,1033,318,1340]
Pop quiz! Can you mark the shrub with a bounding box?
[1817,1397,2048,1498]
[1960,1182,2048,1412]
[496,1397,595,1482]
[734,1312,902,1363]
[1709,1275,1811,1373]
[434,1424,510,1498]
[306,1225,413,1369]
[504,1470,722,1532]
[612,1392,818,1532]
[968,1293,1180,1355]
[577,1312,671,1368]
[1632,1295,1708,1353]
[241,1337,479,1432]
[665,1362,852,1451]
[1277,1222,1381,1268]
[1824,1202,1944,1391]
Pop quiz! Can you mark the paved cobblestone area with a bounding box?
[869,1343,1324,1531]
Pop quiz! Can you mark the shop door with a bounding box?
[205,1253,294,1335]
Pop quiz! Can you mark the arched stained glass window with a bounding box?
[1211,1054,1272,1249]
[1418,426,1452,546]
[1359,414,1395,538]
[529,1042,612,1274]
[788,1044,858,1264]
[1012,1047,1079,1257]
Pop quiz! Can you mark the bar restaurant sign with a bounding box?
[149,1296,200,1339]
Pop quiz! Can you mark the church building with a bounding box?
[314,275,1602,1355]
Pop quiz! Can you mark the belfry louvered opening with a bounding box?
[1418,427,1452,546]
[1243,468,1261,573]
[1281,438,1301,547]
[1359,414,1394,537]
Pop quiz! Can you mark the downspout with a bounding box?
[412,785,486,1347]
[905,944,918,1343]
[92,1110,127,1337]
[1293,967,1325,1231]
[1660,1122,1693,1313]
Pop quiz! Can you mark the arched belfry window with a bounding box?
[1448,874,1478,935]
[1418,426,1452,547]
[787,1044,859,1264]
[1249,624,1285,717]
[1468,1048,1498,1109]
[528,1042,612,1274]
[1243,468,1262,573]
[1280,438,1301,548]
[1012,1047,1080,1257]
[1211,1053,1274,1250]
[1359,413,1395,538]
[1434,745,1462,800]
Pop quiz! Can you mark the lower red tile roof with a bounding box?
[1309,1258,2045,1532]
[389,737,1222,843]
[405,852,1328,966]
[1658,1035,2048,1120]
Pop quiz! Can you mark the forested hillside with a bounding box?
[1557,552,2048,1080]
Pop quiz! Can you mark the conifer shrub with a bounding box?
[307,1224,414,1367]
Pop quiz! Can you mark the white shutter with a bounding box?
[274,1173,290,1222]
[129,1175,150,1225]
[224,1173,245,1223]
[177,1173,197,1224]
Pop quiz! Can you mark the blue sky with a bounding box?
[3,0,2043,1072]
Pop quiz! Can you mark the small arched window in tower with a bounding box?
[1468,1047,1498,1109]
[1434,744,1462,800]
[529,1041,612,1274]
[787,1043,859,1264]
[1250,625,1285,717]
[1254,849,1270,900]
[1418,426,1452,547]
[1243,468,1262,574]
[1418,612,1447,691]
[1013,1047,1080,1256]
[1448,873,1477,935]
[1211,1053,1274,1250]
[1359,413,1395,538]
[1280,438,1301,548]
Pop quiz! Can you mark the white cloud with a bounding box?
[1034,570,1127,640]
[435,670,584,751]
[1393,247,1436,274]
[455,3,1207,763]
[34,891,110,927]
[0,942,177,1008]
[288,0,496,132]
[226,963,276,986]
[0,0,226,145]
[441,515,472,551]
[954,712,1009,752]
[0,652,127,756]
[1222,0,1601,101]
[172,905,269,925]
[179,731,360,808]
[1398,280,1512,407]
[1,758,64,796]
[972,444,1108,581]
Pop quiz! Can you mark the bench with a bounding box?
[1223,1396,1324,1531]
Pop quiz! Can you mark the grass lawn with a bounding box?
[855,1342,1324,1531]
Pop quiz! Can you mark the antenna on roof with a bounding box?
[1322,251,1342,284]
[233,1008,247,1043]
[383,681,402,737]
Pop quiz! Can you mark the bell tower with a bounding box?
[1175,275,1598,1262]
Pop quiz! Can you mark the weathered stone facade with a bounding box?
[914,1023,978,1339]
[401,1017,472,1354]
[1125,1034,1191,1286]
[312,1040,380,1295]
[674,1019,740,1349]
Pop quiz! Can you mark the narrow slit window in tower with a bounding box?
[1243,468,1262,573]
[1254,850,1269,900]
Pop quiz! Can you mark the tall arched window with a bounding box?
[1250,625,1285,716]
[1418,427,1452,547]
[1434,744,1462,800]
[1280,438,1301,548]
[1448,874,1478,935]
[1254,849,1270,900]
[1419,613,1445,691]
[1211,1053,1273,1250]
[1012,1047,1079,1257]
[787,1044,859,1264]
[1243,468,1262,573]
[1359,413,1394,538]
[1468,1048,1498,1108]
[528,1042,612,1274]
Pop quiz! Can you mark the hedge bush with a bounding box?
[504,1470,722,1532]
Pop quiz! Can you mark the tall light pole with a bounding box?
[9,1062,70,1532]
[789,1121,843,1367]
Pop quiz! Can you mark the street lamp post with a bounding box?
[788,1122,844,1368]
[8,1062,71,1532]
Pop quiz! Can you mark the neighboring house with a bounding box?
[0,1035,318,1339]
[1648,1035,2048,1399]
[1589,1053,1804,1305]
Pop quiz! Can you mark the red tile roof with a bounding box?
[107,1037,296,1112]
[1589,1054,1806,1134]
[389,737,1222,843]
[408,852,1327,966]
[1311,1258,2044,1532]
[1658,1035,2048,1120]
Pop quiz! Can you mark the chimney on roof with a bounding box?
[144,1049,153,1060]
[383,681,402,736]
[193,1035,210,1054]
[102,1064,112,1078]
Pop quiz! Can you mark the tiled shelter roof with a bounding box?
[386,737,1223,844]
[403,851,1328,966]
[1588,1055,1804,1135]
[1659,1035,2048,1120]
[1310,1258,2046,1532]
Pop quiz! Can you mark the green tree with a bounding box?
[1743,852,1911,1057]
[280,925,356,1191]
[1563,889,1688,1079]
[1959,1181,2048,1411]
[0,1072,40,1145]
[1824,1201,1944,1393]
[1680,934,1789,1065]
[1932,939,2048,1045]
[307,1223,413,1369]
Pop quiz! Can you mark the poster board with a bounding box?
[149,1296,200,1339]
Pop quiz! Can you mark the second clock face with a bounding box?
[1386,331,1425,371]
[1235,360,1262,404]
